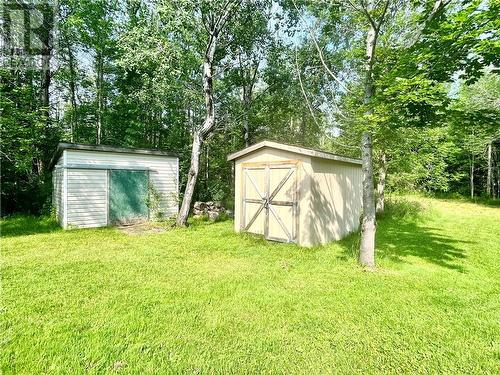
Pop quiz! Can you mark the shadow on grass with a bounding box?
[376,221,469,272]
[339,198,471,272]
[1,215,61,238]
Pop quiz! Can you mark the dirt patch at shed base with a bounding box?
[117,221,173,236]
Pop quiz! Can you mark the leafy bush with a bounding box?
[145,184,163,221]
[381,197,424,220]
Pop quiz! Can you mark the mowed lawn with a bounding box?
[1,197,499,374]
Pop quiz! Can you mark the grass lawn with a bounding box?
[1,197,499,374]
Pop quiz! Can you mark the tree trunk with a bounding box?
[239,53,250,147]
[470,154,474,198]
[359,0,379,268]
[176,2,240,226]
[40,2,51,143]
[40,4,51,127]
[36,3,52,177]
[376,151,386,213]
[176,32,218,226]
[495,159,500,198]
[96,53,104,144]
[241,59,257,147]
[243,90,250,147]
[360,132,376,268]
[496,146,499,199]
[487,142,492,197]
[40,55,50,121]
[177,132,203,226]
[205,143,209,188]
[38,55,50,176]
[67,43,77,142]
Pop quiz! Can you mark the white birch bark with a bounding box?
[376,151,387,213]
[177,1,240,226]
[358,0,380,268]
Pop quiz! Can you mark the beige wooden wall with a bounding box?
[304,158,362,246]
[233,147,312,245]
[232,146,362,247]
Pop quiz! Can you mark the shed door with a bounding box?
[242,163,298,243]
[108,170,149,224]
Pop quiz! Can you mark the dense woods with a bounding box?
[1,0,499,220]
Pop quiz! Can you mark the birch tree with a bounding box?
[289,0,457,267]
[176,0,243,226]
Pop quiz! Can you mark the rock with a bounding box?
[225,209,234,218]
[207,210,220,222]
[192,201,228,218]
[194,201,206,210]
[192,208,205,216]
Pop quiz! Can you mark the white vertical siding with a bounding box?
[65,150,178,219]
[52,148,178,229]
[66,169,108,228]
[58,168,64,225]
[52,157,65,226]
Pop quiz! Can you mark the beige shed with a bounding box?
[227,140,363,247]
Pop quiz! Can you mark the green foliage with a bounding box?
[0,68,60,215]
[380,196,424,220]
[2,0,500,216]
[415,0,499,84]
[145,184,163,221]
[446,72,500,196]
[330,0,500,197]
[385,127,456,193]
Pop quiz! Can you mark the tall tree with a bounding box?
[228,0,270,146]
[67,0,117,144]
[176,0,243,226]
[450,72,500,198]
[355,0,389,268]
[288,0,480,266]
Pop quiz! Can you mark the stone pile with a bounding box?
[193,201,231,221]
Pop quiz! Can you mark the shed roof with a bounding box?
[49,142,178,170]
[227,140,362,165]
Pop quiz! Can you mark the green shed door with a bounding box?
[108,170,149,224]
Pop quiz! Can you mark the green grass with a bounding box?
[2,197,499,374]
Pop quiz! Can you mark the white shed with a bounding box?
[227,140,362,247]
[49,143,179,228]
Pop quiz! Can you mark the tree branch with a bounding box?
[294,47,356,149]
[295,46,320,126]
[291,0,351,93]
[213,0,242,35]
[375,0,390,32]
[407,0,451,48]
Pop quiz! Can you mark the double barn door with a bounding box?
[241,162,298,243]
